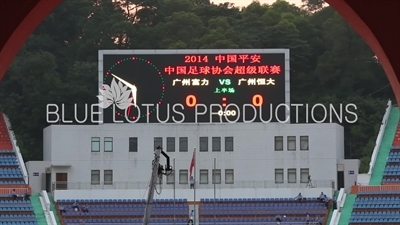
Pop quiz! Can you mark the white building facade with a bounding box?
[25,122,359,198]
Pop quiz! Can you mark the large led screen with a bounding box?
[99,49,290,123]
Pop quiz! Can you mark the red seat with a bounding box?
[0,113,12,148]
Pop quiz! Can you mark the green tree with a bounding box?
[301,0,326,12]
[0,0,395,175]
[0,51,63,160]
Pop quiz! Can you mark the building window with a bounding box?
[167,137,175,152]
[300,136,309,150]
[288,168,297,183]
[91,137,100,152]
[104,170,113,185]
[179,170,188,184]
[212,137,221,152]
[179,137,188,152]
[300,168,309,183]
[104,137,113,152]
[200,170,209,184]
[275,169,284,184]
[167,170,175,184]
[225,169,234,184]
[225,137,234,151]
[129,137,138,152]
[212,169,221,184]
[287,136,296,151]
[91,170,100,185]
[199,137,208,152]
[274,136,283,151]
[154,137,162,150]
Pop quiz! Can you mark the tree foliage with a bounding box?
[0,0,395,172]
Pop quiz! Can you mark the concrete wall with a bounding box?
[338,159,360,192]
[53,187,333,201]
[26,161,51,193]
[357,174,370,185]
[43,127,52,161]
[43,123,344,189]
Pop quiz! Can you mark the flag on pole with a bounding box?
[189,151,195,177]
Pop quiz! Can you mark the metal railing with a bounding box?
[0,187,27,195]
[356,185,400,193]
[64,222,322,225]
[0,177,25,181]
[52,180,334,191]
[368,99,392,176]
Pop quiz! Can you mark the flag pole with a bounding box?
[194,148,197,225]
[173,157,176,225]
[213,157,216,225]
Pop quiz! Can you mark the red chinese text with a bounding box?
[164,65,282,75]
[211,54,262,63]
[184,55,209,63]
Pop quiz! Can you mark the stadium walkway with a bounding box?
[370,107,400,185]
[338,194,356,225]
[49,194,62,225]
[31,193,48,225]
[326,190,340,224]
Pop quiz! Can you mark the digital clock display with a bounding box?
[99,49,290,123]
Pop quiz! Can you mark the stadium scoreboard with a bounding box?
[98,49,290,123]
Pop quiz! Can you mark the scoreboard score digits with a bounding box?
[100,49,290,123]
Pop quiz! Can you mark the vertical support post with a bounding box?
[213,157,216,225]
[193,148,197,225]
[142,148,161,225]
[173,157,176,225]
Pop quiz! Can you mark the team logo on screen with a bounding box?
[97,75,137,110]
